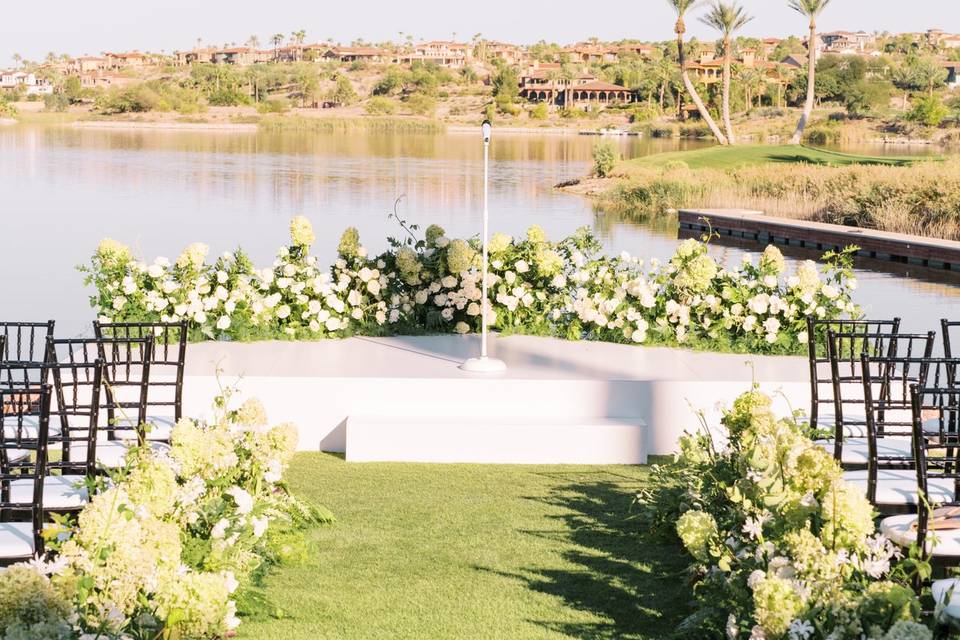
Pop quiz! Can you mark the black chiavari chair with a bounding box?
[944,319,960,359]
[880,384,960,573]
[815,328,929,466]
[805,317,901,435]
[0,321,54,365]
[845,354,953,511]
[0,383,51,565]
[46,337,161,469]
[94,321,187,442]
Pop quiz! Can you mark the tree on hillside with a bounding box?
[701,0,753,144]
[291,30,307,61]
[491,65,520,100]
[787,0,833,145]
[271,33,284,61]
[247,35,261,50]
[665,0,728,145]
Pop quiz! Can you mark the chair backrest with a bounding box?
[806,317,901,431]
[2,360,103,478]
[910,384,960,559]
[0,383,51,558]
[0,321,55,364]
[944,320,960,359]
[93,321,187,422]
[824,327,922,447]
[46,337,152,443]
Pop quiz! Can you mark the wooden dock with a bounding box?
[678,209,960,271]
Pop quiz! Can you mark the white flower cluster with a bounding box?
[83,221,860,355]
[11,393,315,639]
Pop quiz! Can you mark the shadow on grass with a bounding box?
[766,153,914,168]
[483,473,692,640]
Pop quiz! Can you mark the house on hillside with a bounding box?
[398,41,471,68]
[618,44,656,59]
[563,44,619,65]
[942,35,960,50]
[484,42,527,66]
[780,54,807,70]
[104,51,152,69]
[0,71,53,95]
[210,47,272,65]
[69,56,108,74]
[323,47,387,64]
[519,63,633,106]
[174,49,215,66]
[820,31,875,53]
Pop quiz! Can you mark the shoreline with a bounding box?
[71,120,259,132]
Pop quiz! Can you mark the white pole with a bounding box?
[460,120,506,373]
[480,134,489,359]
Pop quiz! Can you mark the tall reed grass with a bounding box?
[600,158,960,240]
[258,115,446,135]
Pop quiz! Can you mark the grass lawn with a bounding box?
[238,453,690,640]
[623,144,928,171]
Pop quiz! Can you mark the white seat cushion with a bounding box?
[933,579,960,619]
[815,438,913,466]
[69,440,171,468]
[114,415,175,441]
[0,522,35,559]
[800,412,868,437]
[9,475,89,510]
[845,469,955,506]
[881,514,960,557]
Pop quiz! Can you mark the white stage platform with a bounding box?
[181,335,809,464]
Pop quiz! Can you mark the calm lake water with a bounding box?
[1,124,958,339]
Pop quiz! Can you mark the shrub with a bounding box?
[257,98,291,114]
[906,96,949,127]
[405,92,436,116]
[529,102,549,120]
[592,141,618,178]
[365,97,397,115]
[327,75,358,106]
[495,94,520,116]
[43,92,70,113]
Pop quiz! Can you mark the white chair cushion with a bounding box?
[114,415,175,441]
[933,579,960,619]
[800,412,868,437]
[881,514,960,557]
[0,522,35,559]
[844,469,955,506]
[69,440,171,469]
[815,438,913,466]
[9,475,89,510]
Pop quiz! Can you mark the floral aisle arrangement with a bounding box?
[80,216,860,355]
[640,389,932,640]
[1,391,330,640]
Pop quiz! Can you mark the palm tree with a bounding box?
[247,35,261,50]
[700,1,753,145]
[787,0,833,145]
[291,30,307,61]
[665,0,728,145]
[271,33,284,61]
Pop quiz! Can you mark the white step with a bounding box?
[345,415,647,464]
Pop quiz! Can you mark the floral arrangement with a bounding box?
[640,389,932,640]
[80,216,860,355]
[6,389,330,640]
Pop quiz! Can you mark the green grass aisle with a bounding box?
[238,453,690,640]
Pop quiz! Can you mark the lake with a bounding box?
[1,124,958,338]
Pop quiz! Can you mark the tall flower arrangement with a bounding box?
[12,390,331,640]
[641,389,931,640]
[81,217,860,356]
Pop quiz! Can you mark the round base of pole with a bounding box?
[459,356,507,373]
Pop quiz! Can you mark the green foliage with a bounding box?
[529,102,549,120]
[95,81,205,115]
[844,79,893,118]
[43,91,70,112]
[257,98,291,114]
[327,75,358,106]
[364,96,397,115]
[494,94,520,116]
[405,92,436,116]
[592,141,618,178]
[491,65,519,100]
[372,66,406,96]
[906,95,949,127]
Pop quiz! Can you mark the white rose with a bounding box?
[515,260,530,273]
[216,316,231,330]
[147,264,164,279]
[347,290,363,306]
[276,305,291,319]
[325,317,341,331]
[367,280,381,296]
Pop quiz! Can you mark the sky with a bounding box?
[1,0,958,67]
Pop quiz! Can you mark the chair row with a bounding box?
[0,320,189,565]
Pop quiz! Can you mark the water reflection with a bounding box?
[0,124,956,337]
